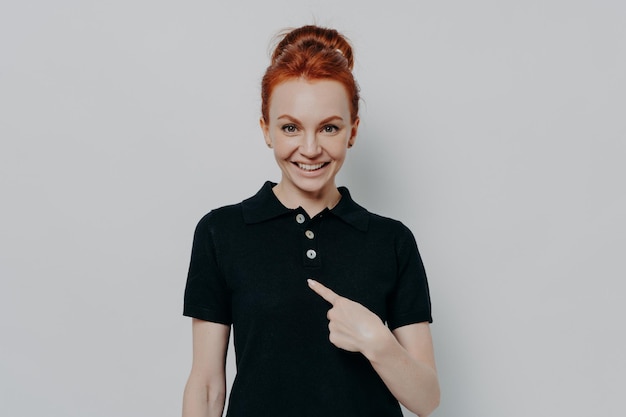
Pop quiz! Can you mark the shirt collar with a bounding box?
[241,181,370,231]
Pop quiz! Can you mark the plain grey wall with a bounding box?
[1,1,624,416]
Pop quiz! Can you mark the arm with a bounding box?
[182,318,231,417]
[308,280,440,417]
[369,322,440,417]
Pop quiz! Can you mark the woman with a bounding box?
[182,25,439,417]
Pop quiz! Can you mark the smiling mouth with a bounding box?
[295,162,328,171]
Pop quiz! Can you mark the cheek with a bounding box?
[272,140,295,160]
[328,138,350,158]
[335,149,348,162]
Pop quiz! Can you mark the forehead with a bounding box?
[269,78,351,119]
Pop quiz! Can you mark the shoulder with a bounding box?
[335,185,417,241]
[195,181,280,230]
[360,207,415,239]
[194,202,244,237]
[198,202,243,223]
[366,210,408,230]
[366,214,418,255]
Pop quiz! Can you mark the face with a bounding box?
[260,78,359,199]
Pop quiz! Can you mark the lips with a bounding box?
[295,162,328,171]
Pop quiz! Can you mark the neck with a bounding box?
[272,182,341,217]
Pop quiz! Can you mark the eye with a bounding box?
[281,124,298,134]
[321,124,339,134]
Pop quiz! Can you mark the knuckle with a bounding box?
[335,297,347,307]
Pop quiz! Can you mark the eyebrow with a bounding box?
[276,115,345,125]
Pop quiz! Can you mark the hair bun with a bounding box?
[271,25,354,71]
[261,25,360,123]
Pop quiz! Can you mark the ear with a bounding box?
[348,117,360,148]
[260,117,272,148]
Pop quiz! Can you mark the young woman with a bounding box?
[182,25,440,417]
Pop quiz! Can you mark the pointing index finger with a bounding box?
[307,279,340,305]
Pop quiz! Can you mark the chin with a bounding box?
[291,178,334,194]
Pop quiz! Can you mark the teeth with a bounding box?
[298,162,325,171]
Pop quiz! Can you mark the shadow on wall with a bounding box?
[340,127,399,213]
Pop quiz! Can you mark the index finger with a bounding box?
[307,279,340,305]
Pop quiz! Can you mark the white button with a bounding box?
[305,230,314,239]
[296,214,305,224]
[306,249,317,259]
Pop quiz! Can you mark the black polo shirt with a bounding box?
[184,181,432,417]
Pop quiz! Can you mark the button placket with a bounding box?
[300,217,320,267]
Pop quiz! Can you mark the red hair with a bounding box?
[261,25,360,123]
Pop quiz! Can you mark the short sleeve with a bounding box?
[183,213,232,324]
[386,225,432,330]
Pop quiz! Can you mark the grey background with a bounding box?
[1,1,624,416]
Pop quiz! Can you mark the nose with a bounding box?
[300,131,322,158]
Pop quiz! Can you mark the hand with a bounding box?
[307,279,391,356]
